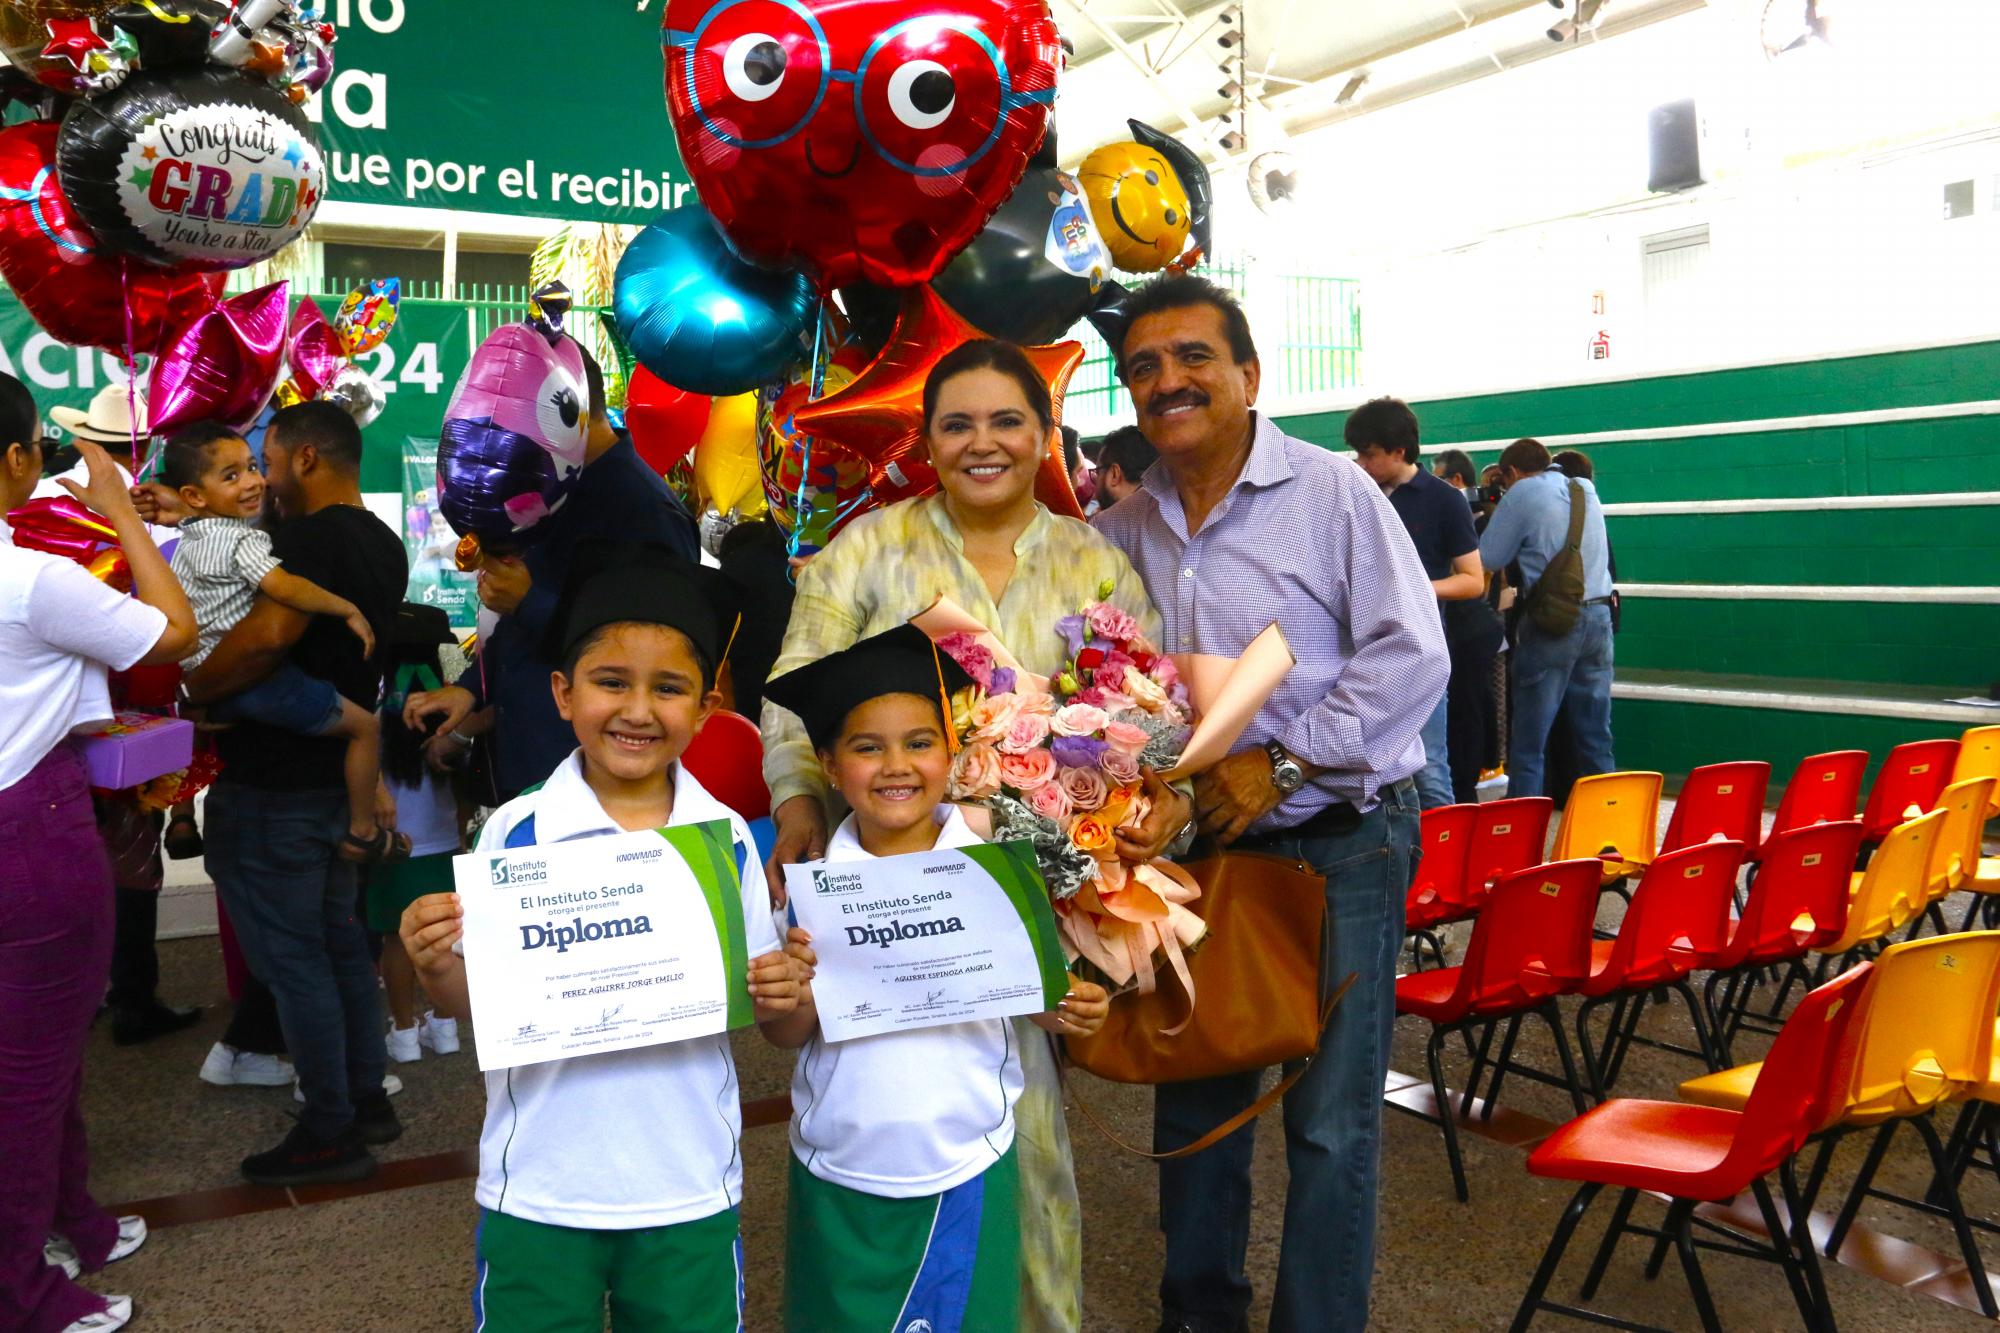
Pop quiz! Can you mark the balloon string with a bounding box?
[784,299,830,570]
[119,257,140,474]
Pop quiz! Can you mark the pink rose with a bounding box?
[1027,781,1073,821]
[947,742,1002,801]
[1102,720,1151,757]
[1052,703,1109,737]
[1058,766,1108,811]
[1096,690,1135,713]
[1016,691,1056,718]
[968,693,1020,744]
[1123,666,1170,713]
[999,748,1057,791]
[1087,602,1142,643]
[1071,686,1107,708]
[1100,749,1141,785]
[1093,664,1132,694]
[997,710,1051,755]
[1150,654,1181,689]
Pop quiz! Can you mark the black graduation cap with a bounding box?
[763,624,976,752]
[539,540,733,671]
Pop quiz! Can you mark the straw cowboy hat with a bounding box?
[50,383,153,444]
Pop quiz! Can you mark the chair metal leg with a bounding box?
[1781,1156,1836,1332]
[1960,892,1985,933]
[1482,1014,1525,1122]
[1671,979,1723,1071]
[1671,1198,1725,1333]
[1508,1182,1603,1333]
[1928,1101,1982,1208]
[1601,991,1647,1088]
[1579,1187,1639,1299]
[1426,1025,1470,1203]
[1911,1113,1998,1317]
[1576,996,1611,1104]
[1542,1000,1592,1116]
[1461,1019,1499,1121]
[1751,1177,1819,1329]
[1825,1121,1898,1260]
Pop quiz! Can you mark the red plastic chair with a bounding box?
[1661,761,1770,857]
[1702,821,1866,1063]
[1507,963,1873,1333]
[1858,737,1960,843]
[1575,841,1746,1098]
[1462,796,1556,899]
[1765,750,1867,849]
[1405,803,1480,968]
[679,710,771,821]
[1393,858,1603,1201]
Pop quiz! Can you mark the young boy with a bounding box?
[399,541,811,1330]
[162,422,406,862]
[763,624,1110,1333]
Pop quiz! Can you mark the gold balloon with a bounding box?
[1077,139,1195,274]
[692,393,766,519]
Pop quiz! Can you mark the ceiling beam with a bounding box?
[1064,0,1240,159]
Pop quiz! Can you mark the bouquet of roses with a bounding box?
[935,585,1206,999]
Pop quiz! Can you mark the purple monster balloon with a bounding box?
[436,317,591,544]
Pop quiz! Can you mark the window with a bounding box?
[320,243,532,298]
[1641,225,1712,363]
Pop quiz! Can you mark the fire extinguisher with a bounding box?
[1589,330,1611,361]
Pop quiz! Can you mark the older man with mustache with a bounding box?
[1092,273,1447,1333]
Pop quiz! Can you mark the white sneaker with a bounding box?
[385,1024,422,1064]
[419,1014,460,1056]
[108,1216,146,1264]
[197,1043,295,1088]
[293,1072,404,1103]
[43,1234,80,1280]
[60,1295,131,1333]
[46,1214,146,1278]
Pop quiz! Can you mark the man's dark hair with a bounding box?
[160,421,248,490]
[576,340,608,421]
[1096,425,1157,485]
[1552,449,1595,481]
[1342,397,1420,464]
[1060,424,1080,478]
[1497,437,1552,476]
[0,372,37,458]
[269,400,363,473]
[1114,272,1258,378]
[921,338,1055,435]
[1433,448,1476,487]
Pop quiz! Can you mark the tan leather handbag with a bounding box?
[1064,849,1355,1157]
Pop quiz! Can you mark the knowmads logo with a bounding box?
[813,867,865,895]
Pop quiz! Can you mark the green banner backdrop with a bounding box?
[311,1,688,222]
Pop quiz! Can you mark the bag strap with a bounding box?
[1562,478,1587,555]
[1063,971,1357,1160]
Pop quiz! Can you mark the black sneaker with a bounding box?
[240,1122,377,1187]
[352,1090,403,1146]
[110,1001,201,1047]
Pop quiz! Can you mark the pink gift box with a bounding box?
[73,712,195,790]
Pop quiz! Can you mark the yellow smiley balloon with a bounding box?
[693,392,767,519]
[1077,140,1193,274]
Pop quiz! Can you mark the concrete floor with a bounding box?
[68,907,1998,1332]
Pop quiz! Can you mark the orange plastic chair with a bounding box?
[1510,964,1873,1333]
[1462,796,1555,899]
[1661,761,1770,857]
[1574,841,1745,1097]
[1763,750,1867,851]
[1812,808,1948,961]
[1701,821,1865,1064]
[1858,737,1960,843]
[1393,859,1603,1201]
[1405,803,1480,968]
[1906,777,1997,939]
[1552,771,1662,885]
[1951,725,2000,817]
[679,710,771,821]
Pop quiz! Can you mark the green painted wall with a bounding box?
[1615,599,1999,689]
[1613,699,1967,797]
[1611,505,1996,586]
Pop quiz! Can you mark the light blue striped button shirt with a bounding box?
[1093,413,1449,826]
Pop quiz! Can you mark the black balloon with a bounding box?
[111,1,231,69]
[56,66,325,271]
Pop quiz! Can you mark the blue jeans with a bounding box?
[1415,691,1453,809]
[1506,602,1616,799]
[210,662,344,736]
[204,783,385,1140]
[1154,779,1421,1333]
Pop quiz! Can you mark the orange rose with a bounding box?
[1069,812,1118,860]
[1096,784,1138,829]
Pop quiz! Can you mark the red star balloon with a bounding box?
[792,286,1085,518]
[41,15,106,70]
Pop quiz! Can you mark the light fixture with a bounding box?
[1335,71,1368,104]
[1219,129,1246,152]
[1218,78,1243,99]
[1546,0,1564,7]
[1547,17,1576,40]
[1549,0,1605,41]
[1216,29,1241,49]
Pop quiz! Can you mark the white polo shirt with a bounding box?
[789,807,1025,1199]
[0,519,166,791]
[471,751,783,1230]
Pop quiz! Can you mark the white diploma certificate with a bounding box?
[785,839,1068,1043]
[455,820,751,1071]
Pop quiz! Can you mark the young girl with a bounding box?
[399,541,812,1330]
[367,603,467,1062]
[763,624,1110,1332]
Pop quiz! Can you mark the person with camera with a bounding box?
[1478,437,1616,799]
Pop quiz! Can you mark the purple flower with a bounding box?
[1051,734,1109,769]
[989,667,1016,695]
[1055,614,1086,659]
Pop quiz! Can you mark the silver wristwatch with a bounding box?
[1264,739,1306,795]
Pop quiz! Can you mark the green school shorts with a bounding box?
[473,1206,743,1332]
[364,852,456,933]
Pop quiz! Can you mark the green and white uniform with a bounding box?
[784,807,1025,1332]
[469,753,781,1332]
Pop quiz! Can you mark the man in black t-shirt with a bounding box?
[1346,397,1491,809]
[182,402,407,1186]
